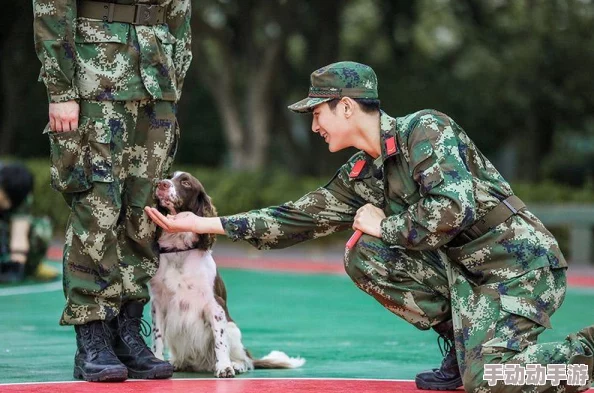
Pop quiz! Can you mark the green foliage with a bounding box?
[512,181,594,204]
[23,160,594,243]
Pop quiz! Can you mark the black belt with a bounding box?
[449,195,526,247]
[78,1,167,25]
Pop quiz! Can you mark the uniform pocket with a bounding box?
[44,124,92,193]
[85,118,114,183]
[482,294,552,354]
[418,161,444,196]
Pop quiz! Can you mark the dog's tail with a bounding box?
[253,350,305,369]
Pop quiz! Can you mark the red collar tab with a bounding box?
[385,136,398,156]
[349,160,366,178]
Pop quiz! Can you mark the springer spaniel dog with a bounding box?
[150,171,305,377]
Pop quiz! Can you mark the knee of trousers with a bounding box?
[343,234,388,283]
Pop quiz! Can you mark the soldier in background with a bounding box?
[32,0,192,382]
[146,62,594,392]
[0,162,53,283]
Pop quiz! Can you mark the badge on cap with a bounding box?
[349,160,366,178]
[385,137,398,156]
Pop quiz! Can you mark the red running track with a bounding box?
[0,378,455,393]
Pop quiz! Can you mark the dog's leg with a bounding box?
[151,300,166,360]
[209,302,234,378]
[227,322,254,374]
[214,294,253,374]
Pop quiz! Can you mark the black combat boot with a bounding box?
[113,301,174,379]
[415,320,463,390]
[0,261,25,283]
[73,320,128,382]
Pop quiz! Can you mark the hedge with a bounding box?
[20,159,594,255]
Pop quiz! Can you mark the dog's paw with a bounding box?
[232,360,251,374]
[215,366,235,378]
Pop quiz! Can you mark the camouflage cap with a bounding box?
[288,61,379,113]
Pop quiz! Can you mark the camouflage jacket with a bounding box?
[221,110,567,283]
[32,0,192,103]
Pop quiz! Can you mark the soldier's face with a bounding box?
[311,102,351,152]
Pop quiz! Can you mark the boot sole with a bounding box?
[415,376,463,391]
[127,365,174,379]
[74,366,128,382]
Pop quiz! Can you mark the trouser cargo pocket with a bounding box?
[44,123,92,193]
[85,117,114,183]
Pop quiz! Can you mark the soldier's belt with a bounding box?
[78,1,167,25]
[449,195,526,247]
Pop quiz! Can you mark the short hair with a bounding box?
[327,98,381,114]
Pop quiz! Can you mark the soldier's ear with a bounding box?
[342,97,355,118]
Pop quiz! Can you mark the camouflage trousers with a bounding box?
[0,215,53,275]
[46,99,179,325]
[345,234,594,392]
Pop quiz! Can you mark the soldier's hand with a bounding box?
[49,100,79,132]
[353,203,385,238]
[144,207,225,235]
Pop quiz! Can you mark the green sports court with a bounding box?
[0,242,593,392]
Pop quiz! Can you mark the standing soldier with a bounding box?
[32,0,192,382]
[146,62,594,392]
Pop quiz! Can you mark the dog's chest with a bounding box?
[152,249,218,311]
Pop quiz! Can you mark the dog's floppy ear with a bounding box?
[192,189,217,250]
[189,189,217,218]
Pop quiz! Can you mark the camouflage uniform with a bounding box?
[32,0,191,324]
[220,62,594,392]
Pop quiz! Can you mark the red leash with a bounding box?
[346,230,363,250]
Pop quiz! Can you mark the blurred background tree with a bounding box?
[2,0,594,185]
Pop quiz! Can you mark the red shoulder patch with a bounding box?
[385,136,398,155]
[349,160,366,178]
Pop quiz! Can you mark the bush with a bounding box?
[23,159,594,257]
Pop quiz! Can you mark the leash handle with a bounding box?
[346,230,363,250]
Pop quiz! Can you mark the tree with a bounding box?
[191,0,342,171]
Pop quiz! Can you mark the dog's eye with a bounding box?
[181,180,191,188]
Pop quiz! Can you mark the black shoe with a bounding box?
[415,320,463,390]
[73,321,128,382]
[114,301,173,379]
[0,261,25,283]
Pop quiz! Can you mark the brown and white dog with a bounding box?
[150,171,305,377]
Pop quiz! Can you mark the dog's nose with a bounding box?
[158,181,171,190]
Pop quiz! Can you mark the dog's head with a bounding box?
[155,171,217,251]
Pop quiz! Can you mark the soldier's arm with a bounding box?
[167,0,192,100]
[380,111,477,250]
[220,167,366,250]
[32,0,79,103]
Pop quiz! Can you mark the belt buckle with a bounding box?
[134,4,163,25]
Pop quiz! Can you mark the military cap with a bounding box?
[288,61,379,113]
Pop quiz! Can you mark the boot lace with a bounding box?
[120,315,152,354]
[437,334,454,360]
[80,321,116,355]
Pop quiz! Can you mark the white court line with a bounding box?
[0,377,417,386]
[0,280,62,297]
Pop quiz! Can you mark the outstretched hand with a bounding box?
[144,207,225,235]
[144,207,199,233]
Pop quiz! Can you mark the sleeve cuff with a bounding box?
[219,216,243,241]
[380,215,405,246]
[48,91,79,104]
